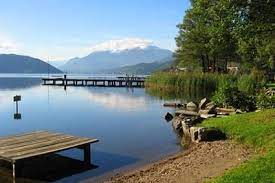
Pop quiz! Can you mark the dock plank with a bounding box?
[0,131,49,143]
[11,138,98,161]
[0,135,75,154]
[0,132,61,148]
[0,131,99,163]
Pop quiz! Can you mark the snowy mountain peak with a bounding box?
[89,38,153,53]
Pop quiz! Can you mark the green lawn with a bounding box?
[202,109,275,183]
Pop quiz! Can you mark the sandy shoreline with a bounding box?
[97,141,251,183]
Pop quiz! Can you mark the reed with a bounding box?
[145,72,237,94]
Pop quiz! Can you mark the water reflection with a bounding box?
[0,77,180,182]
[0,78,41,90]
[86,89,148,111]
[145,87,213,102]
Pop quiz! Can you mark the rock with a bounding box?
[164,112,173,122]
[181,116,203,135]
[205,101,214,108]
[190,127,201,142]
[236,109,245,114]
[175,110,199,117]
[181,121,190,135]
[190,127,226,143]
[205,104,217,114]
[163,103,184,108]
[199,98,210,109]
[182,116,203,127]
[216,107,236,115]
[198,104,217,115]
[200,114,216,119]
[186,102,198,111]
[172,117,182,130]
[198,109,210,115]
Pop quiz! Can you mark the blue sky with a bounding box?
[0,0,190,61]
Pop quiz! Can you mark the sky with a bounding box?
[0,0,190,61]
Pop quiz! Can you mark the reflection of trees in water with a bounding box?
[0,78,41,90]
[145,86,214,102]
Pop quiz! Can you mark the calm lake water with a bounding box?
[0,75,183,183]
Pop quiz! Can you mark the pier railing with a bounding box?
[42,77,145,88]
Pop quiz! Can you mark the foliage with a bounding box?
[256,92,275,109]
[212,84,256,112]
[202,109,275,183]
[175,0,275,76]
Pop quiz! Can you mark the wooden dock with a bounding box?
[42,76,146,88]
[0,131,99,179]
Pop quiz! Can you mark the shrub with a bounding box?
[256,92,275,109]
[212,84,256,112]
[237,74,257,94]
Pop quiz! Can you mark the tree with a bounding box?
[175,0,275,75]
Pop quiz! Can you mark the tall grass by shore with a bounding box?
[146,72,237,95]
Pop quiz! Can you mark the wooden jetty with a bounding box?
[42,76,145,88]
[0,131,99,179]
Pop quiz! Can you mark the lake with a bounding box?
[0,75,183,183]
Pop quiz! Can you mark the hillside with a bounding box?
[0,54,62,73]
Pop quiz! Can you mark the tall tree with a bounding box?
[175,0,274,75]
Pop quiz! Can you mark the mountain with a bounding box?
[103,57,173,74]
[60,38,173,73]
[0,54,62,73]
[50,60,67,68]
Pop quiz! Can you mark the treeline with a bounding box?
[175,0,275,74]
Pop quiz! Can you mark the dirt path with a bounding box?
[103,141,251,183]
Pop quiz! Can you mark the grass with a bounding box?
[201,109,275,183]
[146,72,237,94]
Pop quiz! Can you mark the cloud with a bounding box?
[0,36,19,52]
[88,38,153,53]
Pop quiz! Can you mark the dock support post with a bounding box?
[12,163,16,180]
[83,144,91,165]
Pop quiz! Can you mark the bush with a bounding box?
[237,74,257,94]
[212,83,256,112]
[237,70,267,94]
[256,92,275,109]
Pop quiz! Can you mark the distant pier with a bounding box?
[42,76,146,88]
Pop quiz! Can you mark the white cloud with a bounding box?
[88,38,153,53]
[0,35,19,52]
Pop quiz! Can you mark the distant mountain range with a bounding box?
[0,54,62,73]
[60,39,173,74]
[0,39,174,74]
[102,57,172,74]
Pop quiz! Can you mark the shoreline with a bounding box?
[98,141,251,183]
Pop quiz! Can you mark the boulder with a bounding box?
[182,116,203,127]
[199,98,211,109]
[186,102,198,111]
[216,107,236,115]
[180,116,203,135]
[175,110,199,117]
[164,112,173,122]
[172,117,182,130]
[190,127,226,143]
[200,114,216,119]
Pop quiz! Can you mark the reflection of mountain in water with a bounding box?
[85,88,149,111]
[0,78,41,90]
